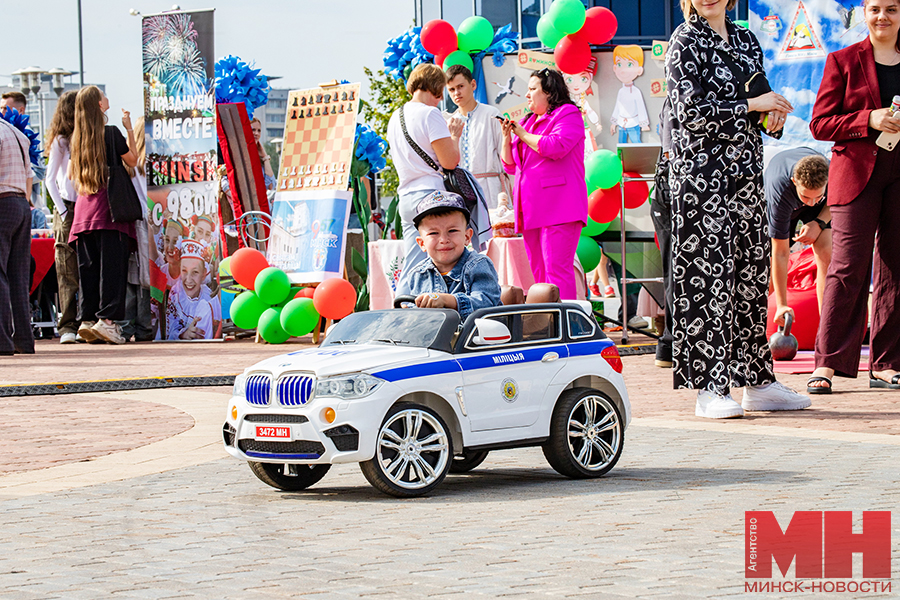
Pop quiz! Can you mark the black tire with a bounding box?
[449,450,490,473]
[248,461,331,491]
[360,403,453,497]
[542,388,624,479]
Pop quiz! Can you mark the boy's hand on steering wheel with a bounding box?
[415,292,456,309]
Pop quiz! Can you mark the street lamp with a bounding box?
[47,68,73,97]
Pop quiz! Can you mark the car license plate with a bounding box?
[255,426,291,440]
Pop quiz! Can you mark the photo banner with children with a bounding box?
[141,9,222,341]
[266,82,360,282]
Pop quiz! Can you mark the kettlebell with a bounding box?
[769,312,798,361]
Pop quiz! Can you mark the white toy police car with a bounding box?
[223,301,630,497]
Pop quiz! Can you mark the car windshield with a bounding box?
[322,310,449,349]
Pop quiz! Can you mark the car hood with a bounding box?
[244,345,434,379]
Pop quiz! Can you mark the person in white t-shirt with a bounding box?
[387,63,463,276]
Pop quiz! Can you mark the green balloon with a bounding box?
[259,307,291,344]
[537,15,565,49]
[457,16,494,53]
[550,0,587,35]
[230,291,267,330]
[218,256,232,277]
[582,218,610,237]
[585,150,623,192]
[576,236,604,272]
[254,267,291,306]
[443,50,474,73]
[280,298,320,337]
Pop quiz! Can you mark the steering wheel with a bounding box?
[393,294,417,309]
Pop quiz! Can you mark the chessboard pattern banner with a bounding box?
[142,9,223,342]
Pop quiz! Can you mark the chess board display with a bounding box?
[278,83,360,193]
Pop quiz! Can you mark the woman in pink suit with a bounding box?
[808,0,900,393]
[500,68,587,300]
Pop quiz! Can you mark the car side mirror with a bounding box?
[472,318,511,346]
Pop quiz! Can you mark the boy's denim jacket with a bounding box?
[396,248,502,319]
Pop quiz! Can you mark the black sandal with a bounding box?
[807,376,832,395]
[869,370,900,389]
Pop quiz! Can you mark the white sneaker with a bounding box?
[92,320,126,345]
[742,382,811,412]
[695,390,744,419]
[60,332,77,344]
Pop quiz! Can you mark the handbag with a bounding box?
[105,126,143,222]
[715,48,782,139]
[399,105,480,213]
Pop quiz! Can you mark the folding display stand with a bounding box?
[616,143,663,344]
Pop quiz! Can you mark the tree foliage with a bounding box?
[359,66,410,199]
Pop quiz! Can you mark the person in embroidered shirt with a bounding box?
[395,191,501,319]
[164,239,215,340]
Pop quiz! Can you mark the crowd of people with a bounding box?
[2,0,898,421]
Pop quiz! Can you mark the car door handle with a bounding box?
[541,352,559,363]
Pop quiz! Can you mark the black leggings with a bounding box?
[76,230,130,322]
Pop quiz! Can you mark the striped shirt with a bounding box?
[0,119,32,196]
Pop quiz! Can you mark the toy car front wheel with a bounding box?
[248,461,331,491]
[360,403,453,497]
[543,388,623,479]
[449,450,489,473]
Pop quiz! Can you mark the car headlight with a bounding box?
[315,374,383,399]
[233,373,247,398]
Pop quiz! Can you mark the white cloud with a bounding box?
[781,86,819,107]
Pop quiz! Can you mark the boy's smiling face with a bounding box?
[180,257,207,298]
[194,220,213,244]
[416,211,473,274]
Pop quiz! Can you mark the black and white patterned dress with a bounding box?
[665,15,776,394]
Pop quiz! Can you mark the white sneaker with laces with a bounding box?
[92,320,126,345]
[742,382,811,411]
[695,390,744,419]
[60,332,77,344]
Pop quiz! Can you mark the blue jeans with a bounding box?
[618,126,642,144]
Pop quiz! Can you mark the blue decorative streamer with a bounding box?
[0,108,41,166]
[214,55,271,118]
[354,123,388,174]
[383,27,434,82]
[472,25,520,104]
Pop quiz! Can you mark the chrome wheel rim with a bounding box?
[376,409,449,489]
[567,395,621,471]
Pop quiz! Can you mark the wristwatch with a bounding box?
[813,218,831,230]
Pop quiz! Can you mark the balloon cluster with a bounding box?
[0,108,41,167]
[537,0,618,74]
[354,124,388,174]
[420,16,496,72]
[214,55,271,119]
[222,248,357,344]
[575,149,649,271]
[383,27,433,82]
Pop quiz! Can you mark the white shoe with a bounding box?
[92,320,126,345]
[60,332,77,344]
[695,390,744,419]
[742,382,811,411]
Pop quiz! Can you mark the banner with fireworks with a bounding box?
[142,9,222,341]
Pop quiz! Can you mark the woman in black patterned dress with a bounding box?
[666,0,809,418]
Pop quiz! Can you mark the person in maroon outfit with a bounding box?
[808,0,900,393]
[67,86,138,345]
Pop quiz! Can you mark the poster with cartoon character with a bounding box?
[563,57,603,158]
[610,45,650,144]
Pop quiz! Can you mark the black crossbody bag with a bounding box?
[105,126,143,222]
[715,48,782,140]
[399,104,480,212]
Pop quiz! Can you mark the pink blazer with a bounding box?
[503,103,587,231]
[810,37,883,206]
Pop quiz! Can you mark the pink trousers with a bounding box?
[522,221,582,300]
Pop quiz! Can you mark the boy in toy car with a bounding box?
[396,191,501,319]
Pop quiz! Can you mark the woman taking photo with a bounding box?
[44,90,80,344]
[68,86,138,345]
[387,63,462,274]
[808,0,900,393]
[500,68,586,300]
[666,0,808,418]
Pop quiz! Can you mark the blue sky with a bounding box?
[4,0,412,123]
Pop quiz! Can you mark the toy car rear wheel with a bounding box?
[543,388,623,479]
[449,450,489,473]
[248,461,331,491]
[360,403,453,497]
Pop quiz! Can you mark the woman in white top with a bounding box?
[44,90,80,344]
[387,63,462,275]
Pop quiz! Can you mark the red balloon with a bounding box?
[554,34,592,75]
[421,19,458,57]
[588,185,622,224]
[579,7,618,45]
[294,287,316,299]
[313,278,358,320]
[230,247,269,290]
[623,172,650,209]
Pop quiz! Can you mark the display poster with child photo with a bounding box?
[141,9,222,340]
